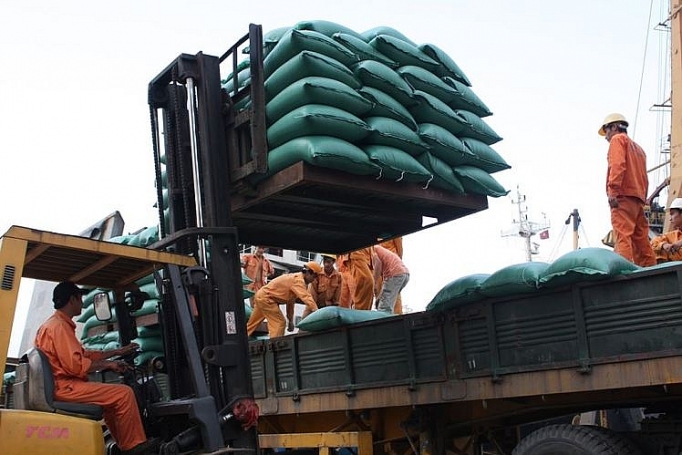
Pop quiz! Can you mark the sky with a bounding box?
[0,1,672,353]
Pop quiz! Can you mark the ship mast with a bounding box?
[667,0,682,230]
[503,186,550,262]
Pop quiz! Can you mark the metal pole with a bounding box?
[572,209,580,251]
[186,77,208,266]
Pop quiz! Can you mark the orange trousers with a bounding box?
[610,196,656,267]
[55,380,146,451]
[246,296,286,338]
[339,259,374,310]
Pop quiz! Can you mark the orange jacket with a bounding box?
[606,133,649,202]
[308,269,342,307]
[34,311,98,389]
[255,272,319,312]
[651,229,682,262]
[241,254,274,288]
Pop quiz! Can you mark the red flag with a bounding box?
[539,230,549,240]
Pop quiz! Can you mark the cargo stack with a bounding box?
[223,20,510,197]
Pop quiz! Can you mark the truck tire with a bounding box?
[512,424,641,455]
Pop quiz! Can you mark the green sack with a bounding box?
[264,51,361,99]
[363,116,429,156]
[410,90,466,136]
[443,76,492,117]
[266,104,371,149]
[417,123,474,166]
[455,110,503,145]
[138,281,160,300]
[244,302,253,320]
[243,26,291,57]
[453,165,509,198]
[358,86,417,130]
[415,152,465,193]
[222,66,251,95]
[263,29,356,79]
[131,299,160,317]
[369,35,439,72]
[265,136,380,177]
[425,274,490,311]
[128,225,159,247]
[461,138,511,174]
[332,32,397,67]
[480,262,549,297]
[362,26,418,47]
[538,248,640,288]
[397,66,457,104]
[352,60,415,107]
[297,306,393,332]
[242,272,253,285]
[243,288,255,299]
[295,20,367,42]
[363,144,433,183]
[418,43,471,86]
[266,77,373,125]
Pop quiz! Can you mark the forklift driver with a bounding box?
[34,281,159,455]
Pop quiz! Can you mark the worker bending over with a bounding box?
[372,246,410,313]
[246,262,321,338]
[599,113,656,266]
[35,281,157,455]
[651,198,682,263]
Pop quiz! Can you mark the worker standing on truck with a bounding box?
[302,254,342,319]
[338,247,375,310]
[651,197,682,263]
[34,281,158,455]
[372,245,410,313]
[247,262,322,338]
[241,245,275,305]
[599,113,657,266]
[377,237,404,314]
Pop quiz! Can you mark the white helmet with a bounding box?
[670,198,682,210]
[598,113,628,136]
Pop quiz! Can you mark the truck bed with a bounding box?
[250,262,682,432]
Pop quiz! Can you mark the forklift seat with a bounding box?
[14,348,104,420]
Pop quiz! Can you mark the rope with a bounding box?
[633,0,655,139]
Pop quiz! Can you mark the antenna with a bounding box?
[501,186,551,262]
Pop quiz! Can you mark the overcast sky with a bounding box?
[1,1,671,352]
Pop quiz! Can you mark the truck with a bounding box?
[2,19,682,455]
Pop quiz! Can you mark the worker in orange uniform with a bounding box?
[599,113,656,266]
[651,198,682,263]
[378,237,404,314]
[337,253,353,308]
[372,245,410,313]
[302,254,342,318]
[241,246,275,305]
[246,262,322,338]
[34,282,158,455]
[338,247,375,310]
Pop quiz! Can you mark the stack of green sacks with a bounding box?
[79,227,255,365]
[221,20,509,197]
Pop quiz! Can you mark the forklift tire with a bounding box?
[512,424,642,455]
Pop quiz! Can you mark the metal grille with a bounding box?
[1,265,15,290]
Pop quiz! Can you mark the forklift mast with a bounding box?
[146,25,265,452]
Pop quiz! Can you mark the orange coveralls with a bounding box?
[606,133,656,266]
[338,247,374,310]
[303,269,342,318]
[241,254,275,294]
[34,311,146,451]
[378,237,404,314]
[651,229,682,263]
[246,272,318,338]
